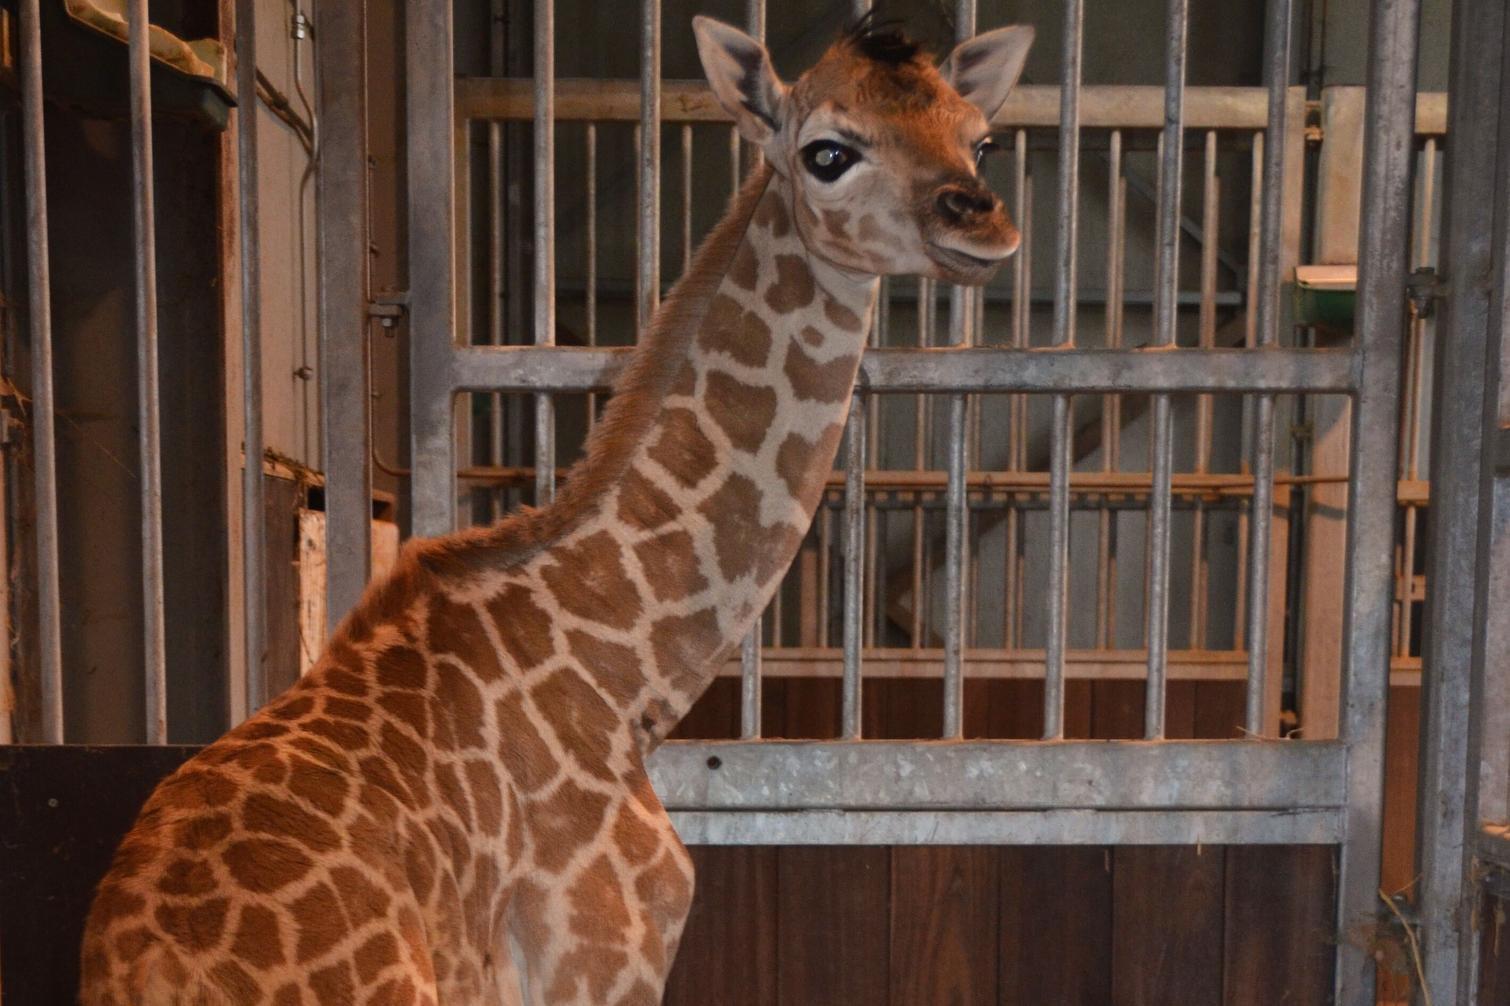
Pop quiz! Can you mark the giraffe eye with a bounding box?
[975,138,1001,167]
[801,140,860,182]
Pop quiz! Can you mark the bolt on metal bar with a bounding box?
[533,0,557,503]
[1242,0,1292,738]
[1042,0,1083,741]
[20,0,65,741]
[842,396,867,739]
[1143,0,1188,741]
[940,0,977,738]
[127,0,167,743]
[1334,0,1419,1000]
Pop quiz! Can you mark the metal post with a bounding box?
[407,0,458,536]
[740,0,764,739]
[1144,0,1187,740]
[1042,0,1083,741]
[1335,0,1420,1000]
[942,0,980,739]
[127,0,167,743]
[317,0,373,630]
[534,0,558,503]
[842,397,866,739]
[1244,0,1293,737]
[1416,0,1507,1000]
[19,0,64,742]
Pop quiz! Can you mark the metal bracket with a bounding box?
[1406,266,1443,319]
[367,293,409,329]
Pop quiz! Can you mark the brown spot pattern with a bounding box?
[496,693,558,793]
[823,295,864,331]
[540,530,643,631]
[764,254,816,314]
[647,408,719,488]
[699,293,773,368]
[616,467,679,531]
[697,472,766,581]
[632,529,708,603]
[565,629,644,708]
[753,190,791,237]
[784,341,859,403]
[530,779,610,873]
[486,582,556,671]
[648,608,725,694]
[776,424,845,509]
[223,838,313,894]
[704,371,777,454]
[426,595,504,682]
[532,668,619,781]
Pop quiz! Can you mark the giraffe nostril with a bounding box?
[936,185,995,223]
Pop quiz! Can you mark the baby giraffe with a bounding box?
[80,15,1031,1005]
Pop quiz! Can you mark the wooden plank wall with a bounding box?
[666,678,1347,1005]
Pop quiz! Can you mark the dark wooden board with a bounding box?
[1223,845,1336,1004]
[889,847,999,1005]
[1481,882,1510,1006]
[776,846,890,1005]
[0,744,200,1005]
[665,846,778,1005]
[999,846,1113,1005]
[1111,846,1227,1004]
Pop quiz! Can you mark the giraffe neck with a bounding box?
[521,166,877,742]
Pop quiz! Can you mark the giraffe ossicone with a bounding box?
[80,15,1032,1004]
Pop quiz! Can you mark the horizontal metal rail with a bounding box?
[455,78,1448,134]
[450,345,1357,394]
[669,808,1341,845]
[648,740,1347,811]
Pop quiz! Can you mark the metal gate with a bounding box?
[373,0,1473,1003]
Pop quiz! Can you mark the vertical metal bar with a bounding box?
[1144,0,1188,741]
[317,0,373,632]
[681,124,693,272]
[488,0,507,511]
[1043,0,1083,741]
[1006,129,1030,651]
[941,0,977,739]
[1414,0,1504,999]
[1235,131,1265,650]
[1335,0,1419,999]
[739,0,765,734]
[1190,130,1219,650]
[1242,0,1293,738]
[1098,129,1124,650]
[585,122,597,429]
[408,0,458,536]
[842,397,866,739]
[127,0,167,743]
[20,0,64,741]
[533,0,558,503]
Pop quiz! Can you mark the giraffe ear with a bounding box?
[940,25,1035,123]
[694,16,787,148]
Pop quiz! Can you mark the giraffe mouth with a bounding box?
[925,241,1014,279]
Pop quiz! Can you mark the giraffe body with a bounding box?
[80,17,1032,1004]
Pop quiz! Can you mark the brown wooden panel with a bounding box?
[1381,685,1421,897]
[1481,884,1510,1006]
[1222,845,1335,1005]
[1166,681,1199,738]
[999,847,1113,1005]
[971,680,1042,739]
[671,677,740,740]
[665,847,777,1006]
[865,679,943,739]
[1090,680,1145,739]
[889,848,999,1005]
[776,847,890,1005]
[264,473,303,698]
[1111,846,1226,1004]
[765,679,842,739]
[1193,681,1246,739]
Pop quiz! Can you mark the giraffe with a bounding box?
[79,15,1032,1005]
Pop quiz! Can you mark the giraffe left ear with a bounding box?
[694,16,788,148]
[940,25,1035,123]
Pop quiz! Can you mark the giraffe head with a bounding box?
[694,15,1033,285]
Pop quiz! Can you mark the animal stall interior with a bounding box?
[0,0,1507,1004]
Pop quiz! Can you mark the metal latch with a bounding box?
[1406,266,1443,319]
[368,293,409,329]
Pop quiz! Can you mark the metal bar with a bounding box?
[1098,129,1125,650]
[232,0,266,715]
[316,0,373,632]
[638,0,661,331]
[939,1,977,741]
[487,0,507,512]
[670,809,1342,846]
[648,740,1349,811]
[407,0,458,536]
[1234,131,1263,650]
[1414,0,1505,999]
[455,78,1312,130]
[20,0,63,741]
[584,122,597,431]
[127,0,167,742]
[533,0,557,504]
[1144,0,1188,741]
[1190,130,1219,649]
[451,345,1358,394]
[740,630,761,739]
[842,396,866,739]
[1335,0,1420,1000]
[681,124,693,271]
[1042,0,1084,741]
[1243,0,1292,737]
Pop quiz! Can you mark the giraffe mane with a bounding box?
[408,164,778,581]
